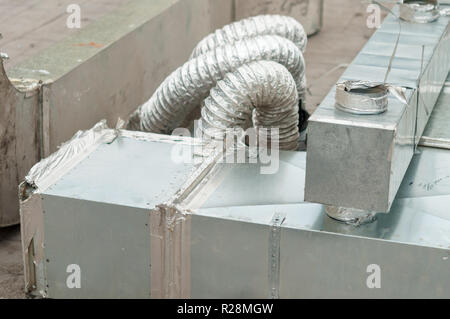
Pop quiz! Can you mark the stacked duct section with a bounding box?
[305,8,450,213]
[19,93,450,297]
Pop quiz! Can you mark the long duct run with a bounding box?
[197,60,299,150]
[127,15,307,141]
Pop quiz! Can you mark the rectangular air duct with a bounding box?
[305,8,450,212]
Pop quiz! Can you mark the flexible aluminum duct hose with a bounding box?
[190,14,308,115]
[127,35,305,134]
[190,15,307,58]
[197,60,299,151]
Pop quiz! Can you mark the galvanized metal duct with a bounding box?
[127,35,305,134]
[399,0,440,23]
[190,14,307,57]
[197,60,299,151]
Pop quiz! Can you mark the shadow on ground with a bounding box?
[0,225,25,299]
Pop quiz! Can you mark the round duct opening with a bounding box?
[399,0,441,23]
[335,81,389,115]
[325,206,377,226]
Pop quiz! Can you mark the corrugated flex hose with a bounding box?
[126,14,307,151]
[197,60,299,151]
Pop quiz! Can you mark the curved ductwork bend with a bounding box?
[189,13,308,114]
[128,35,305,133]
[126,15,306,151]
[197,60,299,151]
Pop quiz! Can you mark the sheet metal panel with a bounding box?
[190,200,449,297]
[305,8,450,212]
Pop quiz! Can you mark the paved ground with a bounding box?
[0,0,384,298]
[0,0,127,299]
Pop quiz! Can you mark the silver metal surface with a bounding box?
[21,122,450,298]
[0,59,40,226]
[23,121,116,193]
[20,130,198,298]
[20,7,450,296]
[305,8,450,212]
[334,81,389,115]
[43,136,197,210]
[190,201,449,298]
[420,76,450,149]
[188,147,450,298]
[42,196,151,298]
[325,206,377,225]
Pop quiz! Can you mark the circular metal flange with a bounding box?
[399,0,441,23]
[335,81,389,115]
[0,52,9,61]
[325,206,377,226]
